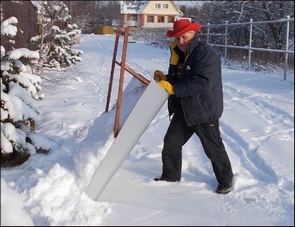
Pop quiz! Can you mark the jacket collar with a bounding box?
[188,35,201,54]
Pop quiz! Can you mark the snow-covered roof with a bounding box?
[120,1,149,14]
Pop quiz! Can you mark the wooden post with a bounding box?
[113,27,129,137]
[115,61,150,85]
[105,26,121,112]
[105,26,151,137]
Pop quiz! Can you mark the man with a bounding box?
[154,18,234,194]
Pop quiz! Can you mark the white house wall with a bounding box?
[123,14,142,27]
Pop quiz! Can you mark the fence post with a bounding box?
[207,22,210,44]
[224,21,228,65]
[284,15,290,80]
[248,19,253,71]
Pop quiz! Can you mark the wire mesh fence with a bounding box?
[130,16,294,80]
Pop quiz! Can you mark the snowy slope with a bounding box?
[1,34,294,226]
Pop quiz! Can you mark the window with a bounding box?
[158,16,165,23]
[163,4,168,9]
[155,3,161,8]
[147,16,154,23]
[168,16,175,23]
[128,15,137,21]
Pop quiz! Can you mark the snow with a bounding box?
[7,48,40,60]
[1,34,294,226]
[120,1,148,14]
[0,16,18,37]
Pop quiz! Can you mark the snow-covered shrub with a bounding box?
[1,16,47,167]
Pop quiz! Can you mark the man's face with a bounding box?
[175,31,195,53]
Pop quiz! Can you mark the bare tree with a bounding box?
[183,1,294,49]
[65,1,121,33]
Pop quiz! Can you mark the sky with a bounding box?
[1,34,294,226]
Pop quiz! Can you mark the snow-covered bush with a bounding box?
[1,16,47,167]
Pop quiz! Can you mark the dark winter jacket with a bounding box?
[167,36,224,126]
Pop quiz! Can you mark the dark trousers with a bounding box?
[161,111,233,186]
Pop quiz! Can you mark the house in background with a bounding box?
[120,0,183,28]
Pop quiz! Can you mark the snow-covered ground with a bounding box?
[1,34,294,226]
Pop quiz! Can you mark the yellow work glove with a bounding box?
[154,70,167,82]
[158,80,174,95]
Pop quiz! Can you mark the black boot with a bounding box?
[154,176,179,182]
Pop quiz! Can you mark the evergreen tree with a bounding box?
[1,16,47,167]
[31,1,82,70]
